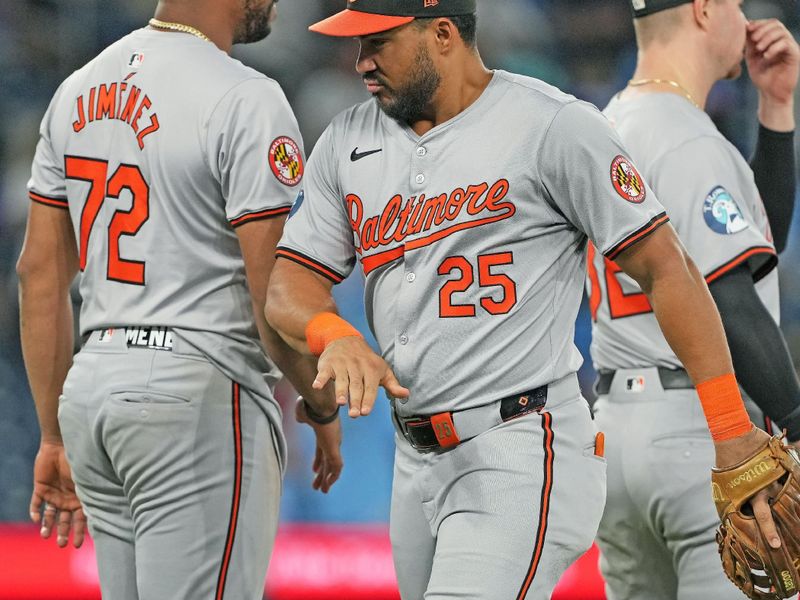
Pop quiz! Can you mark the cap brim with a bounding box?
[309,10,415,37]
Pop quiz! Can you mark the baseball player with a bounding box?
[17,0,342,598]
[264,1,786,598]
[588,1,799,598]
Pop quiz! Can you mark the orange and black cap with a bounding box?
[309,0,477,37]
[630,0,693,18]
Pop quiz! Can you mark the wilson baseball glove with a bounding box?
[712,435,800,599]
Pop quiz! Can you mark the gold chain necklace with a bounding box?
[628,78,701,110]
[148,18,211,43]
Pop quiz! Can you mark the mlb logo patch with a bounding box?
[128,52,145,68]
[424,0,440,7]
[626,376,645,393]
[97,328,115,343]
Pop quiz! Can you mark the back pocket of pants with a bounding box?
[109,389,192,405]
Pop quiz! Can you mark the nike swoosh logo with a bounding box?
[350,147,383,162]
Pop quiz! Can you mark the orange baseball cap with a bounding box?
[309,0,477,38]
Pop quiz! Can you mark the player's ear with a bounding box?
[692,0,712,30]
[432,17,457,53]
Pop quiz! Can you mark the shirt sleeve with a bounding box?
[206,78,305,227]
[276,123,357,284]
[27,90,69,209]
[539,100,669,259]
[649,135,777,283]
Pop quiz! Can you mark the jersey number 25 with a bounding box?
[65,156,149,285]
[438,252,517,318]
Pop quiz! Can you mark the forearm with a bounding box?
[19,280,74,444]
[265,259,339,353]
[749,125,795,252]
[644,254,734,384]
[709,266,800,439]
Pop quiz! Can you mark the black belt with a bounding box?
[595,367,693,396]
[393,385,548,453]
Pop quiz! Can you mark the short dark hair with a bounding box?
[413,14,478,47]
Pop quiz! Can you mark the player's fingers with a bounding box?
[755,27,791,54]
[312,365,334,391]
[764,39,793,61]
[313,447,322,473]
[29,492,43,523]
[358,368,381,416]
[72,509,87,548]
[56,509,72,548]
[749,19,783,44]
[381,368,410,399]
[347,365,366,418]
[752,490,781,548]
[41,502,58,539]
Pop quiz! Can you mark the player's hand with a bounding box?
[313,336,410,418]
[714,426,783,548]
[30,441,86,548]
[746,19,799,105]
[295,398,343,493]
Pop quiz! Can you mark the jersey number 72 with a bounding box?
[65,156,149,285]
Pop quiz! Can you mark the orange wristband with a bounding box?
[696,373,752,442]
[305,312,363,356]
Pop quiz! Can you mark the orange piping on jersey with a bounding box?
[587,245,601,321]
[516,411,555,600]
[606,212,670,260]
[705,246,777,284]
[215,381,243,600]
[275,248,345,283]
[229,206,291,228]
[29,192,69,209]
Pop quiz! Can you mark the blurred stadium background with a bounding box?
[0,0,798,598]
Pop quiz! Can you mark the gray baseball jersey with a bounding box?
[27,27,302,599]
[27,27,304,437]
[589,92,780,600]
[589,93,779,371]
[279,70,669,416]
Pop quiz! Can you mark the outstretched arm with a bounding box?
[17,201,85,547]
[236,217,342,492]
[615,224,782,548]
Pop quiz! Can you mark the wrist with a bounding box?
[758,94,795,133]
[305,312,363,356]
[303,398,339,425]
[39,436,64,447]
[696,373,752,442]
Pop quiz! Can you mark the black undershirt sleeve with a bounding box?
[708,264,800,441]
[749,125,796,253]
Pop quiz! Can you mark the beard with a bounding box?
[376,41,441,124]
[233,0,273,44]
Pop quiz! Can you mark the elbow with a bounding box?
[16,249,44,288]
[264,280,284,332]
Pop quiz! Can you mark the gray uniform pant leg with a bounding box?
[391,391,606,600]
[593,367,743,600]
[58,339,282,600]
